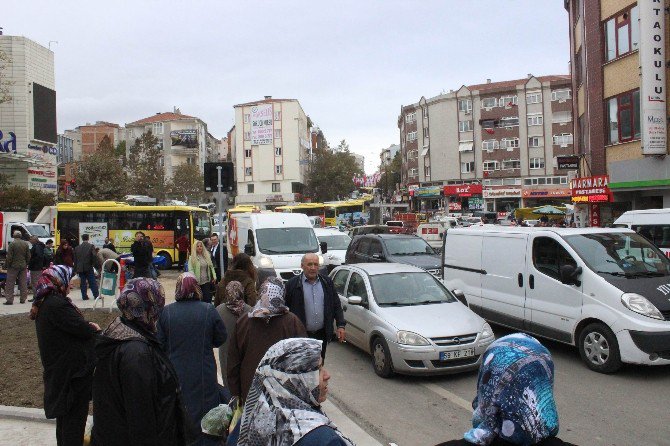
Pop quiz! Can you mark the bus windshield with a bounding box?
[192,211,212,240]
[255,228,320,255]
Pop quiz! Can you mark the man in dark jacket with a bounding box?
[130,231,153,278]
[284,253,346,360]
[28,236,46,299]
[73,234,99,301]
[102,237,116,253]
[209,233,227,282]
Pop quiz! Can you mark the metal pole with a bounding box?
[216,166,225,280]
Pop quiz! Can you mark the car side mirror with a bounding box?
[560,265,582,286]
[452,289,467,305]
[320,241,328,254]
[347,295,363,305]
[244,243,255,256]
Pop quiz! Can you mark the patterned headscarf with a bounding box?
[116,278,165,333]
[237,338,354,446]
[225,280,246,316]
[175,272,202,302]
[248,277,288,320]
[29,265,74,320]
[464,333,559,446]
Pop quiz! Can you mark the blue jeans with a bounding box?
[79,270,99,299]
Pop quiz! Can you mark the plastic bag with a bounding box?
[201,403,234,437]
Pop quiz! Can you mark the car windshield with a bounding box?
[256,228,320,254]
[25,224,50,238]
[564,232,670,277]
[385,237,435,256]
[319,234,351,250]
[370,272,456,306]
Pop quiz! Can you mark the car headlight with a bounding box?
[480,322,494,340]
[258,255,274,269]
[397,330,430,346]
[621,293,664,320]
[317,254,324,266]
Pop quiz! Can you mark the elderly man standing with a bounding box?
[4,231,31,305]
[284,253,346,360]
[73,234,99,301]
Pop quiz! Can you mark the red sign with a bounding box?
[590,203,601,227]
[443,184,483,197]
[570,175,613,203]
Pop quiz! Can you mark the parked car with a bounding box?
[345,234,441,278]
[348,225,391,238]
[330,263,495,377]
[314,227,352,272]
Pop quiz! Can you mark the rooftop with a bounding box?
[234,98,297,108]
[127,112,197,126]
[468,75,571,93]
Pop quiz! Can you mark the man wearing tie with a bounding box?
[209,233,227,282]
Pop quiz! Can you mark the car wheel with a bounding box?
[578,323,622,374]
[371,337,394,378]
[156,252,172,270]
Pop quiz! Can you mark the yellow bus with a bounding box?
[55,201,212,267]
[324,199,370,227]
[226,205,259,221]
[274,203,326,227]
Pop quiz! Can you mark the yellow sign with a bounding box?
[109,230,174,251]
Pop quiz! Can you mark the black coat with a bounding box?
[29,241,46,271]
[436,437,577,446]
[210,244,228,281]
[34,292,97,418]
[92,318,194,446]
[130,240,153,276]
[284,273,346,341]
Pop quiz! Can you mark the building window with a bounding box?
[551,89,572,102]
[423,107,429,119]
[482,120,496,129]
[501,138,520,149]
[552,111,572,124]
[424,166,431,177]
[503,178,521,185]
[245,166,252,176]
[606,89,641,144]
[244,114,250,124]
[274,111,281,121]
[274,129,282,139]
[529,157,545,169]
[247,183,254,193]
[575,49,583,87]
[482,139,499,151]
[423,127,429,138]
[459,120,473,132]
[528,136,543,147]
[498,116,520,127]
[527,114,544,126]
[526,92,542,104]
[159,157,164,167]
[458,99,472,113]
[405,112,416,123]
[553,133,574,146]
[275,164,283,174]
[275,147,282,156]
[500,95,518,107]
[578,114,586,153]
[408,168,418,177]
[484,178,503,186]
[152,122,163,135]
[244,131,251,141]
[406,131,417,141]
[502,159,521,170]
[604,5,639,62]
[244,148,252,158]
[483,161,499,171]
[461,161,475,173]
[459,141,474,152]
[272,182,281,192]
[482,97,497,109]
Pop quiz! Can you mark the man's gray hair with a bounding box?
[13,230,22,238]
[301,253,318,263]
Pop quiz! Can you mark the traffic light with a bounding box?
[204,162,235,192]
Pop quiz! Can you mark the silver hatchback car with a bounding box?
[330,263,495,377]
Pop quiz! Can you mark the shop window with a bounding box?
[604,6,639,62]
[606,90,640,144]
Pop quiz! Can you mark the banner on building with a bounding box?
[414,186,442,197]
[352,172,381,187]
[251,104,273,145]
[170,129,198,148]
[557,156,579,170]
[640,0,667,155]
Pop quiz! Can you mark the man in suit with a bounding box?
[73,234,99,301]
[284,253,346,360]
[209,233,227,282]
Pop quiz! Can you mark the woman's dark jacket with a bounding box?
[214,268,258,307]
[35,292,97,418]
[91,318,194,446]
[54,246,74,267]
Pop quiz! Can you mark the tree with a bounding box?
[115,140,127,163]
[168,163,204,203]
[378,151,402,198]
[127,131,166,201]
[0,172,10,189]
[336,139,349,152]
[0,49,13,105]
[74,135,127,201]
[0,186,55,220]
[306,148,363,202]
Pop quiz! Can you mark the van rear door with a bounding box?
[442,231,483,312]
[480,233,529,330]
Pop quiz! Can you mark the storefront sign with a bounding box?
[557,156,579,170]
[251,104,273,145]
[469,197,484,211]
[28,143,58,155]
[30,177,47,183]
[590,204,601,227]
[415,186,442,197]
[640,0,667,155]
[265,194,284,202]
[443,184,483,197]
[448,202,462,211]
[0,130,17,154]
[483,188,521,198]
[522,188,571,198]
[570,175,612,203]
[28,169,56,178]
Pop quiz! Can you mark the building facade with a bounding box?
[232,97,312,208]
[380,144,400,168]
[566,0,670,226]
[0,35,58,194]
[398,75,574,214]
[57,133,74,164]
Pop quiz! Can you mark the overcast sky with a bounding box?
[9,1,570,173]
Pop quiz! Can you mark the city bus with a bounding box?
[274,203,326,227]
[324,199,370,227]
[226,205,260,221]
[55,201,212,267]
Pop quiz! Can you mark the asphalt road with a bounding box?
[325,325,670,446]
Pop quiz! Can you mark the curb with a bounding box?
[0,405,55,424]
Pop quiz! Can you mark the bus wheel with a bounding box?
[157,252,172,270]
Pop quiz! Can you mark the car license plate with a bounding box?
[440,348,475,361]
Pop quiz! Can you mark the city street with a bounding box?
[325,326,670,446]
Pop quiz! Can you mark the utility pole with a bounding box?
[216,166,225,276]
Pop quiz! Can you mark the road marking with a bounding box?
[421,383,472,413]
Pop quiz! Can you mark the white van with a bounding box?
[417,222,454,251]
[227,212,325,281]
[442,226,670,373]
[614,208,670,256]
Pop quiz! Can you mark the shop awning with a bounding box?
[458,142,474,152]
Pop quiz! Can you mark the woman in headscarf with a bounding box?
[53,239,74,267]
[436,333,576,446]
[215,280,252,390]
[236,338,354,446]
[187,239,217,304]
[91,278,194,446]
[32,265,100,446]
[227,277,307,402]
[157,272,227,446]
[214,252,258,307]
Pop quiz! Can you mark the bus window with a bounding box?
[175,211,190,237]
[192,211,212,240]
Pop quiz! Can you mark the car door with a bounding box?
[344,271,371,348]
[353,238,371,263]
[526,235,583,343]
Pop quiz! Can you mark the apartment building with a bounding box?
[566,0,669,226]
[380,144,400,168]
[398,75,574,213]
[232,97,311,208]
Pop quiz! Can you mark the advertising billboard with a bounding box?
[170,129,198,148]
[251,104,273,145]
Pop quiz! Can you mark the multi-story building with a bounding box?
[232,96,312,208]
[0,35,58,194]
[125,109,208,178]
[63,128,83,161]
[57,134,74,165]
[353,153,365,172]
[398,75,574,213]
[311,126,328,152]
[566,0,669,226]
[380,144,400,168]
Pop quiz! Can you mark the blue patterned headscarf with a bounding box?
[465,333,559,446]
[117,278,165,332]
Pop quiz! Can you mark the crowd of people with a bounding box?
[26,231,577,446]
